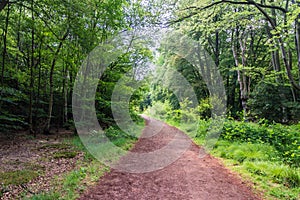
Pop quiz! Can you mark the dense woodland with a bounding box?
[1,0,300,135]
[0,0,299,149]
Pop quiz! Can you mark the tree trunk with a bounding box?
[215,30,220,67]
[296,20,300,85]
[291,0,300,86]
[231,28,250,120]
[35,40,42,131]
[29,0,35,136]
[16,5,22,72]
[62,55,69,128]
[1,2,10,85]
[45,31,69,134]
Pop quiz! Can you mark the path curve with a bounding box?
[79,118,261,200]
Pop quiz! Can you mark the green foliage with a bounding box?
[243,161,300,188]
[0,86,28,132]
[62,167,87,199]
[197,98,212,119]
[105,126,137,145]
[209,140,300,199]
[248,81,300,123]
[146,97,199,125]
[213,142,279,163]
[0,0,142,134]
[220,120,300,167]
[28,192,60,200]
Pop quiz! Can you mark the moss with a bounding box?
[2,160,45,172]
[23,162,45,171]
[38,143,72,150]
[0,170,39,186]
[53,151,77,159]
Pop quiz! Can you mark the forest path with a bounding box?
[79,117,261,200]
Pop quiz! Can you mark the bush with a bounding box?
[220,120,300,167]
[105,126,135,141]
[248,81,300,123]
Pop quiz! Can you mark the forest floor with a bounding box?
[79,117,262,200]
[0,129,84,199]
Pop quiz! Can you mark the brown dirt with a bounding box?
[79,118,262,200]
[0,130,84,199]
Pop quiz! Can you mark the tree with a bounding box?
[168,0,300,122]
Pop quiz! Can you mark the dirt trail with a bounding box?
[79,118,261,200]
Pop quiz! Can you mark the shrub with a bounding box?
[248,81,300,123]
[220,120,300,166]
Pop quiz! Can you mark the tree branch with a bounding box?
[171,0,286,24]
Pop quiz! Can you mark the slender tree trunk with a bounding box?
[35,38,43,133]
[262,0,282,82]
[29,0,35,136]
[1,2,10,85]
[231,28,250,120]
[291,0,300,86]
[16,5,22,74]
[45,31,69,134]
[62,55,69,127]
[230,71,238,111]
[215,30,220,67]
[296,20,300,85]
[64,70,68,127]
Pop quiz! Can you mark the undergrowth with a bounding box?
[210,140,300,200]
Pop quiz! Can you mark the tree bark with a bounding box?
[231,28,250,120]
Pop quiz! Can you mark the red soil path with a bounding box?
[79,118,261,200]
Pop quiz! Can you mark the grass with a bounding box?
[27,138,109,200]
[0,170,40,186]
[212,141,280,163]
[28,192,60,200]
[243,161,300,188]
[38,143,72,150]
